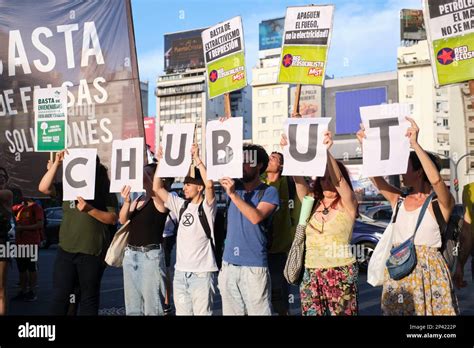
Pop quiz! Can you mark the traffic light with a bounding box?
[454,178,459,192]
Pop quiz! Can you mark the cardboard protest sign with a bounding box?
[360,104,411,177]
[110,137,144,193]
[34,87,67,152]
[423,0,474,86]
[278,5,334,85]
[156,123,195,178]
[202,16,247,99]
[282,117,331,177]
[62,148,97,201]
[206,118,243,181]
[0,0,144,198]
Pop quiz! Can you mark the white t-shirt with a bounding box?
[165,194,218,272]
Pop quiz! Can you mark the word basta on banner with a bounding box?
[0,0,145,198]
[423,0,474,86]
[278,5,335,85]
[202,16,247,99]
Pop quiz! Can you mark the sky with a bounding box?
[131,0,422,116]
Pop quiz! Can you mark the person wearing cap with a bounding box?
[153,144,217,316]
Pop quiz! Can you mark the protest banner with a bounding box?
[110,137,144,193]
[62,148,97,201]
[360,103,411,177]
[282,117,331,177]
[34,87,67,152]
[202,16,247,101]
[423,0,474,86]
[156,123,195,178]
[0,0,145,197]
[206,118,243,181]
[278,5,334,86]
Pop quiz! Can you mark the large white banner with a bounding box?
[62,148,97,201]
[360,104,411,177]
[206,118,243,181]
[282,117,331,177]
[110,137,144,193]
[156,123,195,178]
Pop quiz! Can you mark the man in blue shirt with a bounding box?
[219,144,279,315]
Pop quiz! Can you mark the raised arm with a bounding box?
[280,134,310,201]
[76,196,117,225]
[119,185,132,224]
[38,150,67,196]
[192,143,214,205]
[406,117,454,219]
[219,177,276,225]
[144,167,166,213]
[324,131,358,218]
[152,146,170,204]
[356,124,402,207]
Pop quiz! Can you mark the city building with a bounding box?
[397,40,474,199]
[140,80,149,117]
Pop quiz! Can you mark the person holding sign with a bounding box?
[357,118,459,316]
[218,144,280,316]
[0,167,13,315]
[119,163,169,316]
[281,131,359,316]
[38,151,118,315]
[153,144,218,316]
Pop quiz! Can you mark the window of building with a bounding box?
[406,85,414,98]
[273,144,280,151]
[273,115,283,125]
[258,73,268,82]
[405,71,413,79]
[260,117,267,124]
[258,103,268,110]
[470,138,474,146]
[258,89,269,97]
[443,118,449,127]
[273,87,282,96]
[470,128,474,133]
[273,101,282,109]
[258,131,268,139]
[273,130,282,138]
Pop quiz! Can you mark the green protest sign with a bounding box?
[34,87,67,152]
[278,5,334,86]
[202,16,247,99]
[424,0,474,86]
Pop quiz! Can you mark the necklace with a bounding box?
[320,197,339,215]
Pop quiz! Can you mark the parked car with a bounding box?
[351,214,387,272]
[43,206,62,248]
[364,205,393,223]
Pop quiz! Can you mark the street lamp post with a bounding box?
[452,153,473,203]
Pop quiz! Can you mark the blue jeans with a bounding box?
[173,270,215,315]
[218,262,272,315]
[122,246,167,315]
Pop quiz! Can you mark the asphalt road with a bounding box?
[5,245,474,316]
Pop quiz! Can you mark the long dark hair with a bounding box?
[311,160,354,202]
[409,151,441,185]
[89,157,111,211]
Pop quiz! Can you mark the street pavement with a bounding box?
[6,245,474,316]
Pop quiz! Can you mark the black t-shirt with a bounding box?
[128,199,168,247]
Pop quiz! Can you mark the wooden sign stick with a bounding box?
[469,80,474,109]
[292,84,302,118]
[224,93,231,119]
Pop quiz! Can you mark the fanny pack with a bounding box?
[386,192,434,281]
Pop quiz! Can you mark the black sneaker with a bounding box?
[164,304,173,316]
[24,291,37,302]
[11,292,27,301]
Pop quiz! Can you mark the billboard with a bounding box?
[164,29,205,72]
[335,87,387,135]
[144,117,155,154]
[259,17,285,51]
[400,9,427,41]
[0,0,145,197]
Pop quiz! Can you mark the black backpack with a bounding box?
[432,200,461,274]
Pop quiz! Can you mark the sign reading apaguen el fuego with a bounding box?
[0,0,144,197]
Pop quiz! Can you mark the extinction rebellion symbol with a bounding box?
[282,54,293,67]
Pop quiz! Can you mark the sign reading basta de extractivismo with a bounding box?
[424,0,474,86]
[0,0,145,198]
[278,5,334,85]
[202,16,247,99]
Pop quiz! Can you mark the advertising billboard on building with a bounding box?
[400,9,427,41]
[164,29,206,72]
[259,17,285,50]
